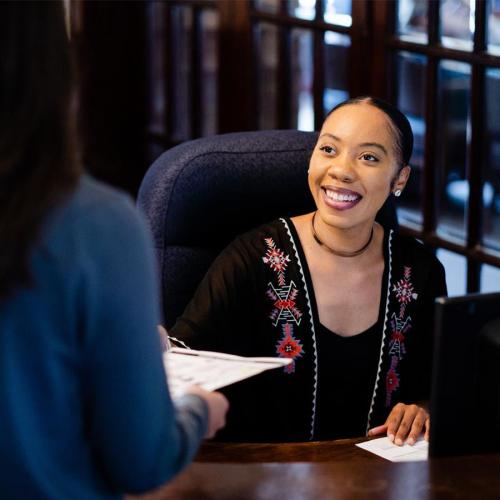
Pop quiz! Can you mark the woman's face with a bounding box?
[308,102,410,231]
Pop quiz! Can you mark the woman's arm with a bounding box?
[81,198,219,493]
[169,236,254,353]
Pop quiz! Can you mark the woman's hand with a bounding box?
[367,402,430,446]
[185,386,229,439]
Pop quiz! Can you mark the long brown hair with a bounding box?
[0,1,81,300]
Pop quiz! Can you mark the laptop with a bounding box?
[429,291,500,457]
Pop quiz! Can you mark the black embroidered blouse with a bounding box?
[170,218,447,442]
[315,320,382,440]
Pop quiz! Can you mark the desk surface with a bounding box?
[134,438,500,499]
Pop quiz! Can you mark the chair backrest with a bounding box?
[138,130,398,327]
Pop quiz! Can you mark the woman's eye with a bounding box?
[361,153,379,162]
[319,145,335,155]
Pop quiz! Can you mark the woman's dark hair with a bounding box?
[326,96,414,168]
[0,1,81,300]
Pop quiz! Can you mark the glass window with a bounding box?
[394,51,427,228]
[254,0,281,14]
[323,0,352,27]
[483,68,500,253]
[481,263,500,292]
[488,0,500,55]
[288,0,315,20]
[200,10,219,137]
[437,249,467,296]
[290,28,314,131]
[170,6,192,141]
[323,31,350,115]
[148,1,166,134]
[396,0,428,44]
[255,23,279,130]
[440,0,474,51]
[436,60,471,243]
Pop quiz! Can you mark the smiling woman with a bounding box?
[169,96,447,445]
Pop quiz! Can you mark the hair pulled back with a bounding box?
[326,96,413,168]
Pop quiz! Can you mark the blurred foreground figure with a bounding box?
[0,2,227,498]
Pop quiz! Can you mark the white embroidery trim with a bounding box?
[280,218,319,441]
[365,228,393,433]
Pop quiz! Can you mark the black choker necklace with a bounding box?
[311,211,374,257]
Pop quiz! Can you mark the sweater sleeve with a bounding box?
[80,196,207,494]
[169,236,254,354]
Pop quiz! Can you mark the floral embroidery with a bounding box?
[262,237,304,373]
[385,266,416,407]
[386,357,401,405]
[276,323,304,373]
[263,237,290,286]
[392,266,418,317]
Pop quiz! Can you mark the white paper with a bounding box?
[163,347,292,397]
[356,436,428,462]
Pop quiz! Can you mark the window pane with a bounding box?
[255,23,279,129]
[323,0,352,27]
[323,32,350,115]
[440,0,474,51]
[488,0,500,54]
[437,249,467,296]
[289,0,315,20]
[436,61,471,243]
[481,263,500,292]
[170,6,192,141]
[396,0,428,43]
[254,0,281,14]
[290,28,314,131]
[483,68,500,252]
[148,1,167,134]
[200,10,219,137]
[394,51,427,228]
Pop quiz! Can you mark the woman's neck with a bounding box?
[310,211,378,258]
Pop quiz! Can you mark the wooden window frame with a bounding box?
[378,0,500,292]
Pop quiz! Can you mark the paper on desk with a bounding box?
[356,436,428,462]
[163,347,292,397]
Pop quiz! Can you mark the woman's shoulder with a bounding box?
[42,175,150,256]
[389,231,443,270]
[55,175,142,228]
[209,218,294,272]
[71,175,139,221]
[231,218,294,254]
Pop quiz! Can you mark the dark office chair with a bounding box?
[137,130,398,327]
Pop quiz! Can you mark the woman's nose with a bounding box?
[327,158,356,183]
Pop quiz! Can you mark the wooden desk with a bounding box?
[134,438,500,499]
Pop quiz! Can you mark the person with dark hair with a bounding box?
[169,96,447,444]
[0,2,228,498]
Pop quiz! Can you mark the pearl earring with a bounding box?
[394,189,402,197]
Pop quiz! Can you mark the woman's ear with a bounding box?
[392,165,411,195]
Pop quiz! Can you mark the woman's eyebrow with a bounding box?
[358,142,388,154]
[318,133,341,141]
[318,134,388,155]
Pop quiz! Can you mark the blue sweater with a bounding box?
[0,176,208,499]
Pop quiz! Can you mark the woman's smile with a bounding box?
[322,186,362,211]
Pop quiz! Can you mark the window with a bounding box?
[252,0,355,130]
[389,0,500,292]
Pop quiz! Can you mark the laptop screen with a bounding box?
[429,291,500,457]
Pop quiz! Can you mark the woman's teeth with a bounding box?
[325,190,359,202]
